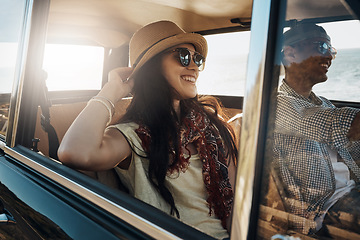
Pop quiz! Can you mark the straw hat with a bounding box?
[283,23,330,46]
[129,20,208,79]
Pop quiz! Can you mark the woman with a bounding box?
[58,20,238,239]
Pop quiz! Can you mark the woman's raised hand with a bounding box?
[108,67,133,83]
[99,67,134,103]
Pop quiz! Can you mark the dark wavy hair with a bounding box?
[120,51,238,218]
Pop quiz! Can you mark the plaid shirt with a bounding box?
[273,81,360,234]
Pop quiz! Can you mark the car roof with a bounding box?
[46,0,351,48]
[47,0,253,48]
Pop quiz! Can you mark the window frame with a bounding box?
[230,0,285,239]
[1,0,33,146]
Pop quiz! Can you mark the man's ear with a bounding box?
[282,46,296,66]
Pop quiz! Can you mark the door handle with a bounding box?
[0,199,16,224]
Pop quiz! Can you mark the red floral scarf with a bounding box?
[135,108,233,228]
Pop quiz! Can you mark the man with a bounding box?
[273,22,360,236]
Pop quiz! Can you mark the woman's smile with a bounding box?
[181,75,196,84]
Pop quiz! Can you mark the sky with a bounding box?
[321,20,360,49]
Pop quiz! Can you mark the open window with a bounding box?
[43,44,104,91]
[5,0,253,238]
[197,31,251,97]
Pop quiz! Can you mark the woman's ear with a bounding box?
[282,45,296,66]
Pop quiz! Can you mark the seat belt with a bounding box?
[39,70,59,159]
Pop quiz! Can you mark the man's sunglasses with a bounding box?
[313,41,337,59]
[170,48,205,71]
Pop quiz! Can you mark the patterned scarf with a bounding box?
[135,108,233,228]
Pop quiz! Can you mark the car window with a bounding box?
[278,20,360,102]
[0,0,27,138]
[197,31,250,96]
[42,33,249,95]
[42,44,104,91]
[255,0,360,239]
[313,20,360,102]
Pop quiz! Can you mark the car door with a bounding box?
[232,0,360,239]
[1,0,247,239]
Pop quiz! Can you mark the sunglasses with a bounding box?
[312,41,337,59]
[170,48,205,71]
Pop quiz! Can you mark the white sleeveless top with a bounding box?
[110,122,229,239]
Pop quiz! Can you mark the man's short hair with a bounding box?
[283,23,330,46]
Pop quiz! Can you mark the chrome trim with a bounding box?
[3,146,181,240]
[230,0,273,239]
[6,0,34,147]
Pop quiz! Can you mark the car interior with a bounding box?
[1,0,360,239]
[30,0,247,188]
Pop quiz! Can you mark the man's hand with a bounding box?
[348,112,360,141]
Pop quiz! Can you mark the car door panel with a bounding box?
[0,151,151,240]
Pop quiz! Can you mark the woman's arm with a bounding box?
[58,67,134,171]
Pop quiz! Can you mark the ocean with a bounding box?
[197,48,360,103]
[314,48,360,102]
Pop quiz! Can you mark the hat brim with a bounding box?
[129,32,207,79]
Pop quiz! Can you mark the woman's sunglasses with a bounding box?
[170,48,205,71]
[312,41,337,59]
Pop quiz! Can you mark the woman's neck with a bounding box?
[173,99,181,118]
